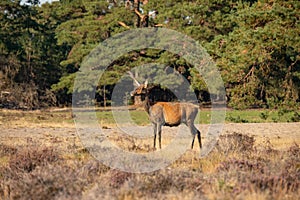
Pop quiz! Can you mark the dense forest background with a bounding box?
[0,0,299,109]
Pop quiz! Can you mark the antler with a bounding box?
[118,21,131,29]
[134,9,148,22]
[127,71,141,86]
[134,8,144,19]
[144,79,148,88]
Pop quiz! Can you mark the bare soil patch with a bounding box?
[1,123,299,150]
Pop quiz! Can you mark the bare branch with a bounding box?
[240,66,255,83]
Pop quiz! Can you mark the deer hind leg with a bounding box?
[197,129,202,149]
[191,134,196,149]
[187,122,201,149]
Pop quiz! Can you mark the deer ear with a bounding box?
[144,79,148,88]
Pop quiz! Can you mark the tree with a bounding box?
[2,0,296,109]
[209,0,300,108]
[0,0,66,109]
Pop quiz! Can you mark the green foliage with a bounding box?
[259,108,300,123]
[210,0,300,109]
[226,115,249,123]
[1,0,299,109]
[259,111,269,120]
[0,0,66,108]
[51,73,76,94]
[291,111,300,122]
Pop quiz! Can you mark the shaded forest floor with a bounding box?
[0,109,300,199]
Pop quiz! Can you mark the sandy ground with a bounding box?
[1,123,300,150]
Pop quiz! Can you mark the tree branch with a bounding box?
[240,66,255,83]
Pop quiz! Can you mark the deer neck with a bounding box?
[144,95,151,114]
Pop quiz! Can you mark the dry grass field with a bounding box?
[0,109,299,199]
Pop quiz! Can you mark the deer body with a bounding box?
[133,84,202,150]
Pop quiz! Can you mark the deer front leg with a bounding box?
[158,125,162,149]
[153,123,157,150]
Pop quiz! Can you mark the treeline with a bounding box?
[0,0,299,109]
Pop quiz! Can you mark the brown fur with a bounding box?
[132,84,202,150]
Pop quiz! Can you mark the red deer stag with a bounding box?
[131,80,202,150]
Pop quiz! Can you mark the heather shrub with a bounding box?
[214,132,255,155]
[8,146,59,173]
[0,144,17,156]
[1,159,109,200]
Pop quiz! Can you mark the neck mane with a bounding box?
[142,88,153,114]
[143,95,151,114]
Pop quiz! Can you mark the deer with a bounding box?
[130,76,202,151]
